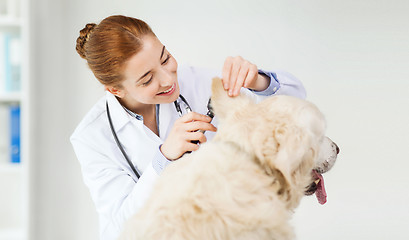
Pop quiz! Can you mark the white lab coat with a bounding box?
[70,65,306,240]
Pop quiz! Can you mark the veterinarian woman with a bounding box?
[70,15,306,240]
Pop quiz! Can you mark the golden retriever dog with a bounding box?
[119,78,339,240]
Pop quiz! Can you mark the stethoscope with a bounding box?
[173,94,193,117]
[106,94,204,180]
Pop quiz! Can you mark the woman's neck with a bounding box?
[117,97,152,115]
[118,97,159,135]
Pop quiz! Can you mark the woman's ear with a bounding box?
[105,85,124,98]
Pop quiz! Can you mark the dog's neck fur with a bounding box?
[212,137,291,205]
[213,113,307,209]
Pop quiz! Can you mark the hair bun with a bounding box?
[76,23,97,59]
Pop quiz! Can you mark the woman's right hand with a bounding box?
[160,112,217,160]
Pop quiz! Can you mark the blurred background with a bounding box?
[0,0,408,239]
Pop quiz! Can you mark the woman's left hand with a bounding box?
[222,56,270,97]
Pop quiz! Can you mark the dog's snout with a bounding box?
[333,142,340,154]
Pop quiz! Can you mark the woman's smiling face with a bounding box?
[115,35,179,110]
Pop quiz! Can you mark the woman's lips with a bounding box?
[157,83,176,96]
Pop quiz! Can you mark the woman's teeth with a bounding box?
[160,84,174,94]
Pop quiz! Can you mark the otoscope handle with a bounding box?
[189,98,214,147]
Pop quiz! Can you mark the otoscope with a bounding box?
[190,98,214,146]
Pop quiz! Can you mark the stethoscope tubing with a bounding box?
[106,101,141,179]
[106,94,193,180]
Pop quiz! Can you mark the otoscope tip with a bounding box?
[207,98,214,118]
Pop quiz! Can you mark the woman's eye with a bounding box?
[162,54,171,64]
[142,77,152,86]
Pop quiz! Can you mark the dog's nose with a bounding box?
[334,142,340,154]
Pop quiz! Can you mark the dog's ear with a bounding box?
[251,97,323,192]
[254,122,313,177]
[273,124,315,183]
[210,77,253,120]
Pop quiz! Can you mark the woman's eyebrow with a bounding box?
[137,45,166,82]
[138,71,151,82]
[160,45,166,59]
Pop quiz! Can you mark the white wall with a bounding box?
[29,0,409,239]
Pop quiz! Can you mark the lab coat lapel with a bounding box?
[158,102,178,140]
[105,91,131,132]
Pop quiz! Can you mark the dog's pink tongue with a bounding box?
[314,171,327,205]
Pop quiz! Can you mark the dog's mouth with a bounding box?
[305,170,327,205]
[305,139,339,204]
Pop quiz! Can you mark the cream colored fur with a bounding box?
[119,78,328,240]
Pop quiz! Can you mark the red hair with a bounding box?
[76,15,155,86]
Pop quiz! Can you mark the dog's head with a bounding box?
[210,77,338,208]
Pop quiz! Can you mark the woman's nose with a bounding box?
[158,69,173,86]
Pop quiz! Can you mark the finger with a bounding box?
[178,112,212,123]
[222,57,233,90]
[188,131,207,144]
[184,141,200,152]
[233,66,248,96]
[185,121,217,132]
[244,64,258,88]
[229,59,242,96]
